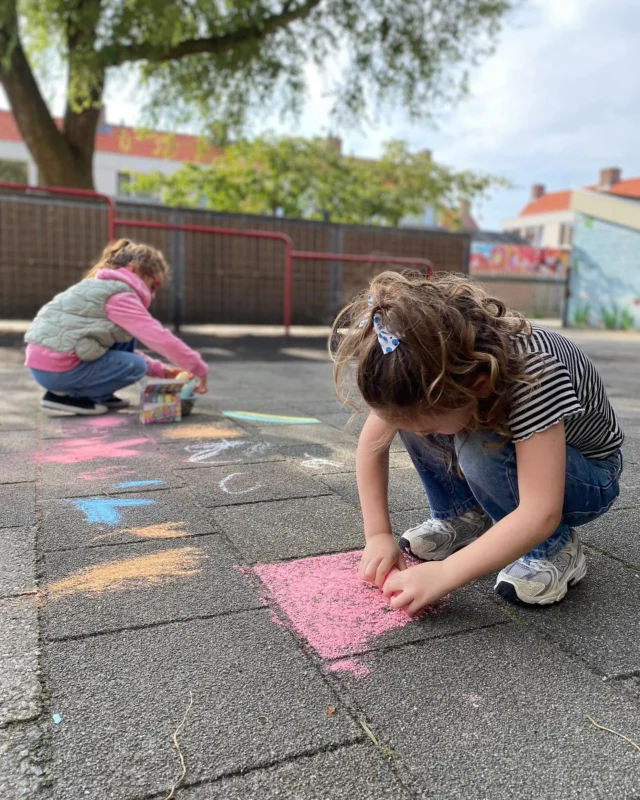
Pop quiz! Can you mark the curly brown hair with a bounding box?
[330,270,534,437]
[83,239,170,287]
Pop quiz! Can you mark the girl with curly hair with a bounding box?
[331,271,623,612]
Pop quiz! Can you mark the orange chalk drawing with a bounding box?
[121,521,190,540]
[47,547,203,599]
[162,424,244,441]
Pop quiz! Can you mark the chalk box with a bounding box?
[139,378,186,424]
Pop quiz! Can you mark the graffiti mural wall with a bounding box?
[567,214,640,330]
[470,243,569,276]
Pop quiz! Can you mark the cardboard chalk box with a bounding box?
[139,378,186,424]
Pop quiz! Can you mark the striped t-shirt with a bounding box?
[508,326,623,459]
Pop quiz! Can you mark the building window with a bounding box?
[559,223,573,247]
[116,172,159,203]
[0,159,28,183]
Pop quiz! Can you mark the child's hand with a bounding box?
[382,561,453,615]
[163,366,182,379]
[360,534,406,589]
[194,374,208,394]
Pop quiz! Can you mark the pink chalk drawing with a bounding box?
[251,551,428,678]
[87,416,129,430]
[37,436,150,464]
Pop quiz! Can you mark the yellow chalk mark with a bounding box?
[162,424,243,441]
[47,547,203,599]
[121,521,190,540]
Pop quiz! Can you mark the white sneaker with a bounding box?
[399,510,492,561]
[495,528,587,605]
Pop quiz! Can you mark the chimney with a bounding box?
[531,184,545,201]
[599,167,621,189]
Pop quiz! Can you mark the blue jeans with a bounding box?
[400,430,623,558]
[30,340,147,403]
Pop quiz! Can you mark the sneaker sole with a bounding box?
[41,399,109,416]
[495,553,587,606]
[399,534,479,562]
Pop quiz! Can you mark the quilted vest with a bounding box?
[25,279,138,361]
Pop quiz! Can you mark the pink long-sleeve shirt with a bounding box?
[25,268,208,378]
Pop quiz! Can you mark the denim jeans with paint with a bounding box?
[30,340,147,403]
[400,429,623,559]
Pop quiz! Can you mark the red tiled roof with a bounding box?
[0,109,219,163]
[519,178,640,216]
[518,190,572,216]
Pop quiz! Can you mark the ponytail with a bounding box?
[83,239,170,288]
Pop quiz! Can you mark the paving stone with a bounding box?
[0,451,37,483]
[248,422,357,447]
[38,456,184,500]
[0,483,35,528]
[615,463,640,510]
[35,430,159,463]
[39,411,143,440]
[143,417,247,447]
[0,720,51,800]
[180,743,412,799]
[390,509,432,537]
[0,527,36,598]
[212,496,365,562]
[504,551,640,677]
[46,611,361,799]
[581,508,640,567]
[159,436,285,470]
[43,534,260,639]
[0,430,37,454]
[0,597,41,725]
[336,625,640,799]
[616,676,640,700]
[318,469,428,513]
[188,462,332,508]
[41,487,217,552]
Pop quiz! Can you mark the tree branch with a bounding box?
[0,0,70,173]
[103,0,323,67]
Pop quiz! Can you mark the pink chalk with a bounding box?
[252,551,414,663]
[37,436,149,464]
[329,658,371,679]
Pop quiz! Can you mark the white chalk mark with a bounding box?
[186,439,272,464]
[186,439,245,463]
[301,452,343,469]
[219,472,262,495]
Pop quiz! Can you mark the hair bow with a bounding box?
[359,295,401,354]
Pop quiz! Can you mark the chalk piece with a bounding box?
[52,713,62,724]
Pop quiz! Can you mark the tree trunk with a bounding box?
[0,0,99,189]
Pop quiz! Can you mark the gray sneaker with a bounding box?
[399,510,492,561]
[495,528,587,605]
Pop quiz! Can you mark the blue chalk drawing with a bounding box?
[52,713,62,724]
[64,497,155,525]
[114,480,164,489]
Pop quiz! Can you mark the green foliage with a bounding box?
[620,307,636,331]
[129,135,506,225]
[573,302,591,328]
[600,303,620,330]
[18,0,512,131]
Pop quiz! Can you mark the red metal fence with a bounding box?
[0,183,454,333]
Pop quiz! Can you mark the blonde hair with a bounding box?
[84,239,170,287]
[330,270,534,437]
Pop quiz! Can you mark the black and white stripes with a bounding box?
[508,326,623,459]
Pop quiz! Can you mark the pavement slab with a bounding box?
[179,743,413,799]
[159,436,286,470]
[0,720,51,800]
[318,468,428,513]
[41,487,217,551]
[0,597,41,725]
[46,611,361,799]
[211,496,366,562]
[188,462,332,508]
[502,550,640,677]
[246,423,357,447]
[38,456,184,500]
[39,411,142,440]
[0,451,37,484]
[0,482,36,528]
[336,624,640,800]
[0,526,36,598]
[43,534,261,639]
[581,508,640,567]
[0,429,38,453]
[276,442,411,475]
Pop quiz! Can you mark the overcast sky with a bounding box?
[2,0,638,230]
